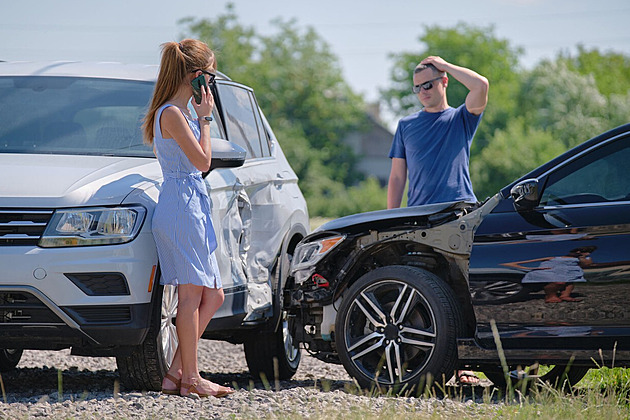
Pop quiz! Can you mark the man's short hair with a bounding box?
[414,63,446,77]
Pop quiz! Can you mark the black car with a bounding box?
[287,123,630,390]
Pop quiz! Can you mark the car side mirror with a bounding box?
[510,179,539,211]
[202,138,246,178]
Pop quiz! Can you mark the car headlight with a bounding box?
[39,206,146,247]
[291,235,346,273]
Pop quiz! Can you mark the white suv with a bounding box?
[0,61,309,390]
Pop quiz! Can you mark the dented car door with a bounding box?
[216,82,291,322]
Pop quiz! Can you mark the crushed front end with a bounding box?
[285,198,499,364]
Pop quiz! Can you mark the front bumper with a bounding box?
[0,285,151,351]
[0,232,158,352]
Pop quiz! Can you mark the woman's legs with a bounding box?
[162,286,226,393]
[176,283,204,384]
[544,282,563,303]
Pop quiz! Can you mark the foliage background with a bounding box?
[182,5,630,217]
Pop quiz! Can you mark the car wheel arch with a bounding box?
[332,239,477,337]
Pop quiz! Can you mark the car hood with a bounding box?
[0,153,161,207]
[316,201,468,233]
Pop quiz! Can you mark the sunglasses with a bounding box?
[193,69,216,84]
[412,76,443,94]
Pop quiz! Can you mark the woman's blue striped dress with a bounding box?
[151,104,222,289]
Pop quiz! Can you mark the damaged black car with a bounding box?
[286,123,630,390]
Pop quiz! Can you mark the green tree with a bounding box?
[554,46,630,130]
[518,60,611,148]
[470,118,564,199]
[306,176,388,218]
[557,45,630,98]
[473,55,630,199]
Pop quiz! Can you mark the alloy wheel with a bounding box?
[160,285,178,368]
[341,279,438,385]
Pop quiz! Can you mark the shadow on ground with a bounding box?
[0,366,495,402]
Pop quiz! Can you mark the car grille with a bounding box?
[65,306,132,324]
[0,291,65,325]
[0,291,132,326]
[0,208,54,246]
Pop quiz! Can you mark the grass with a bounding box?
[231,374,630,420]
[8,346,630,420]
[230,369,630,420]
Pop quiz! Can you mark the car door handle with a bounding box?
[274,172,289,188]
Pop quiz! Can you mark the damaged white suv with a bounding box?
[0,61,309,390]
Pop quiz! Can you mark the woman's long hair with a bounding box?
[142,39,216,145]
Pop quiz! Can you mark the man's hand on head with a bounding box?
[420,56,449,73]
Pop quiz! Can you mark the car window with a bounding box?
[187,103,226,140]
[216,83,263,159]
[540,136,630,206]
[250,94,271,157]
[0,76,155,157]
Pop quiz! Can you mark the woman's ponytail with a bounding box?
[142,40,215,145]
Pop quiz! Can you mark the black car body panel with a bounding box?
[316,201,463,233]
[288,123,630,375]
[469,125,630,361]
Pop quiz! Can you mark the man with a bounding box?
[387,56,488,209]
[387,56,489,385]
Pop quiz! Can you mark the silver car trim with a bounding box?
[540,199,630,211]
[0,285,100,345]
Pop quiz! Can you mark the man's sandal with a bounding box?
[180,380,234,398]
[161,373,181,395]
[455,370,480,386]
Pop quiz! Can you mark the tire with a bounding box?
[484,364,589,391]
[0,348,23,371]
[244,245,301,381]
[116,284,178,391]
[335,265,463,390]
[244,310,301,381]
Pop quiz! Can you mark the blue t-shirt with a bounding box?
[389,105,482,207]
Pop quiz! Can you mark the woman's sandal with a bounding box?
[180,380,234,398]
[161,373,181,395]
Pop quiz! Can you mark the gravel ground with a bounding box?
[0,340,498,419]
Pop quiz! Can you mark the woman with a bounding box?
[142,39,233,398]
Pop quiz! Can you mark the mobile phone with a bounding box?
[191,74,206,104]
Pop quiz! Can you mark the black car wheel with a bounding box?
[335,265,462,390]
[0,348,23,371]
[244,310,301,381]
[117,284,176,391]
[484,364,589,391]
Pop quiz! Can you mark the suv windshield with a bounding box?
[0,76,155,157]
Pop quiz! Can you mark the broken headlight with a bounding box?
[291,235,345,284]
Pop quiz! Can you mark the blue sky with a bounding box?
[1,0,629,103]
